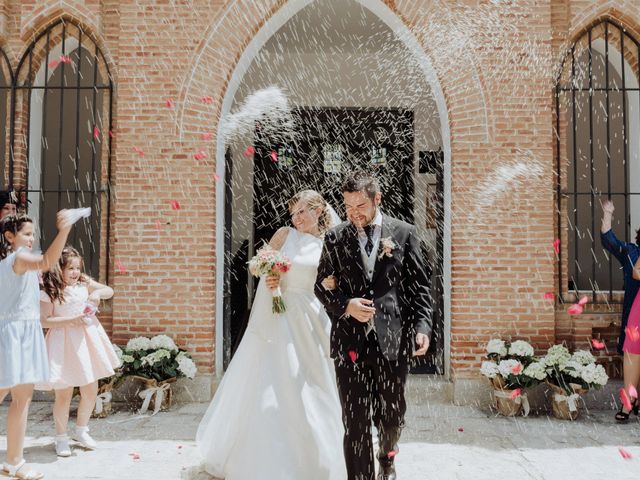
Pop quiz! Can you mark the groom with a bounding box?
[314,171,432,480]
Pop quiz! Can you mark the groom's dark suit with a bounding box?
[314,213,432,480]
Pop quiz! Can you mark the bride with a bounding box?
[196,189,346,480]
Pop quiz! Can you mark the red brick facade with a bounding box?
[1,0,638,393]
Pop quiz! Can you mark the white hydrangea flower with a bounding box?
[571,350,596,366]
[508,340,534,358]
[486,339,507,357]
[580,363,608,386]
[126,336,151,352]
[121,354,135,363]
[150,334,178,351]
[141,349,171,367]
[543,344,571,368]
[497,359,523,378]
[112,344,123,360]
[523,361,546,381]
[480,361,499,378]
[176,352,197,379]
[560,360,584,379]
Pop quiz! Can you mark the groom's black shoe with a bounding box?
[376,462,396,480]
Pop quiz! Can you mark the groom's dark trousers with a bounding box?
[334,332,409,480]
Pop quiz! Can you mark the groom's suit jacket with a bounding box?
[314,214,432,362]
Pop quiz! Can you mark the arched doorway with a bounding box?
[215,0,452,378]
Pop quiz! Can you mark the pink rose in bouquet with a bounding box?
[248,245,292,314]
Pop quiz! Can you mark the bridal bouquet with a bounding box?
[248,244,291,314]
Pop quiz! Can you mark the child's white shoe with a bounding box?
[55,434,72,457]
[73,426,97,450]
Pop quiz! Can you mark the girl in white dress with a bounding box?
[196,190,346,480]
[0,211,75,480]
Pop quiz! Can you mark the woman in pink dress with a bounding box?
[37,247,120,456]
[618,258,640,422]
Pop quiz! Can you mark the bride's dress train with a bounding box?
[196,228,346,479]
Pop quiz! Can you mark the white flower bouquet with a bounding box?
[119,334,197,382]
[543,345,608,395]
[248,244,291,314]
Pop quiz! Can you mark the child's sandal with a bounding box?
[2,459,44,480]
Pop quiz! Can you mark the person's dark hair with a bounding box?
[42,246,90,303]
[0,190,18,208]
[341,171,380,201]
[0,214,33,260]
[636,228,640,246]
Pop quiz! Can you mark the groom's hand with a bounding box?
[345,298,376,323]
[413,333,430,356]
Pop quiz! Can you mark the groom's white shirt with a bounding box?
[356,209,382,336]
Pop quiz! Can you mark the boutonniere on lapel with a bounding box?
[378,237,396,260]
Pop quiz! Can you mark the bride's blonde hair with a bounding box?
[288,189,333,234]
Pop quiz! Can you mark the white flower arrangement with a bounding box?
[119,334,197,382]
[486,339,508,357]
[481,338,543,390]
[523,361,547,381]
[498,359,523,378]
[542,344,571,368]
[571,350,596,366]
[480,361,499,379]
[508,340,534,358]
[544,343,609,394]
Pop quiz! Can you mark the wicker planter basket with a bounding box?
[132,376,176,414]
[547,381,587,421]
[491,377,529,417]
[92,377,117,418]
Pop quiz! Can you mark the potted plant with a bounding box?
[543,345,608,420]
[118,334,197,414]
[480,339,545,416]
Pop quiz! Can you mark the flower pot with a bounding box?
[491,378,530,417]
[134,376,176,414]
[547,381,586,421]
[92,378,116,418]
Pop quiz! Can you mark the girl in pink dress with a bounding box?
[38,247,120,456]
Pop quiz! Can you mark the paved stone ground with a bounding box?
[1,378,639,480]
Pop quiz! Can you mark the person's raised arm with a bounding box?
[87,278,114,305]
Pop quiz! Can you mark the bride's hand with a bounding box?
[321,275,337,291]
[265,275,280,291]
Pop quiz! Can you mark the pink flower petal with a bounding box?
[201,132,213,140]
[348,350,357,363]
[578,295,589,306]
[166,98,174,109]
[567,304,583,315]
[270,150,278,162]
[170,200,181,211]
[193,150,207,161]
[620,388,633,412]
[511,364,523,375]
[48,59,60,69]
[543,292,555,300]
[109,130,114,138]
[60,55,72,64]
[200,95,214,104]
[133,146,145,157]
[387,451,397,459]
[553,238,561,254]
[457,427,464,432]
[243,146,255,157]
[115,260,126,274]
[619,447,633,459]
[629,385,638,400]
[213,173,220,182]
[590,338,605,350]
[510,388,522,400]
[93,126,100,140]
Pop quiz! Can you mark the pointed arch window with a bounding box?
[0,46,13,190]
[11,20,113,280]
[555,20,640,301]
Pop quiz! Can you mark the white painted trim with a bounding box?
[214,0,452,380]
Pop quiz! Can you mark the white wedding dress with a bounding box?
[196,227,346,480]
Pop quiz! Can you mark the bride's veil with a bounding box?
[326,203,343,229]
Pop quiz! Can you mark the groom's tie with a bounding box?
[363,224,374,256]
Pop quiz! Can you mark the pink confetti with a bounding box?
[60,55,72,65]
[511,364,523,375]
[166,98,174,109]
[109,130,114,138]
[553,238,561,254]
[213,173,220,182]
[133,146,145,157]
[543,292,555,300]
[93,126,100,140]
[619,447,633,460]
[620,388,633,412]
[170,200,181,211]
[590,338,605,350]
[270,150,278,162]
[128,452,141,460]
[578,295,589,306]
[48,59,60,69]
[243,146,255,157]
[201,132,213,140]
[567,304,583,315]
[629,385,638,400]
[200,95,214,104]
[115,260,126,274]
[387,451,397,459]
[193,150,207,161]
[177,445,183,449]
[626,326,640,343]
[510,388,522,400]
[457,427,464,432]
[347,350,357,363]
